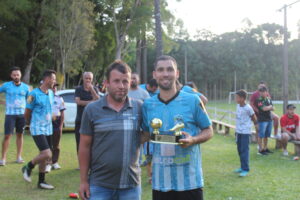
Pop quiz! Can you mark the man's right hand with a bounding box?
[79,182,90,200]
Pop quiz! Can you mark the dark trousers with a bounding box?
[52,129,62,163]
[152,188,203,200]
[236,133,250,171]
[75,121,81,152]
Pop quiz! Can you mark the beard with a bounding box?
[108,88,128,102]
[157,79,174,91]
[130,82,137,89]
[13,78,20,84]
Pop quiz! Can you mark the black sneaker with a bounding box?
[265,149,273,154]
[22,165,32,182]
[257,150,268,155]
[38,182,54,190]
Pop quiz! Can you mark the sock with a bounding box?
[27,161,35,169]
[38,172,45,183]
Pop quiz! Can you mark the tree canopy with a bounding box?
[0,1,299,101]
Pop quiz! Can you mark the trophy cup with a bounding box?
[150,118,185,145]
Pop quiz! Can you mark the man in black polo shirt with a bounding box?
[74,72,99,153]
[78,60,145,200]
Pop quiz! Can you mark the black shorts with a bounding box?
[4,115,25,135]
[152,188,203,200]
[32,135,53,151]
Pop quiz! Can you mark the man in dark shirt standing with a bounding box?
[250,81,279,138]
[74,72,99,153]
[256,86,274,155]
[78,60,144,200]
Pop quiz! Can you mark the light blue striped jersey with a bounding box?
[181,85,203,97]
[0,81,29,115]
[26,88,54,136]
[142,91,211,191]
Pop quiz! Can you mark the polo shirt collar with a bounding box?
[102,94,132,110]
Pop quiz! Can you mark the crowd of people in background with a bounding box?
[0,56,299,200]
[233,81,300,178]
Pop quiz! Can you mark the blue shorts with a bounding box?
[89,185,141,200]
[258,121,272,138]
[4,115,25,135]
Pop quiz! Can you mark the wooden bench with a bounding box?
[270,135,300,156]
[212,120,257,142]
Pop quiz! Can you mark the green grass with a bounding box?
[1,102,300,199]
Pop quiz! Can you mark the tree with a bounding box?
[49,0,96,88]
[154,0,163,57]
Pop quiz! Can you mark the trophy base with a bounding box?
[150,134,182,145]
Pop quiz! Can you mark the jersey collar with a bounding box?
[158,90,180,105]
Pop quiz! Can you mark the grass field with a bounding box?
[1,102,300,199]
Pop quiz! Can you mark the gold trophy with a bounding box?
[150,118,185,145]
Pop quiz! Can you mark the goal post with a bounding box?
[228,91,254,104]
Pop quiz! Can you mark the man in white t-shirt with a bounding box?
[45,84,66,172]
[128,73,150,101]
[234,90,257,177]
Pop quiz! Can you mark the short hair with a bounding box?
[42,69,56,80]
[131,72,140,78]
[287,104,296,110]
[259,81,266,85]
[258,86,268,92]
[10,66,21,74]
[236,89,247,99]
[148,79,158,87]
[154,55,178,69]
[83,71,93,78]
[106,60,131,80]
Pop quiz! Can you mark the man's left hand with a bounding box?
[179,131,195,148]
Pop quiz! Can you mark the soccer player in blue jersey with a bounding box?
[140,79,159,97]
[142,55,213,200]
[181,81,208,105]
[22,70,56,190]
[0,67,30,166]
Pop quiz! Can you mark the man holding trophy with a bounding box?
[142,55,213,200]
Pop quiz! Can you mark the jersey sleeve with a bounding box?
[79,105,93,135]
[141,102,150,132]
[247,105,255,116]
[193,96,211,130]
[280,116,287,128]
[295,115,299,126]
[59,97,66,111]
[25,86,30,98]
[75,87,81,98]
[143,90,150,100]
[26,91,36,110]
[0,83,7,93]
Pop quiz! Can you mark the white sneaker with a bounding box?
[283,150,289,156]
[16,158,25,164]
[38,182,54,190]
[22,165,32,182]
[0,160,6,166]
[45,164,52,173]
[52,163,61,170]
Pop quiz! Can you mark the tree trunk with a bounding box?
[154,0,163,58]
[23,57,34,84]
[141,35,147,83]
[22,0,44,84]
[136,39,142,74]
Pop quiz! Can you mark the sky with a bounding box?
[167,0,300,39]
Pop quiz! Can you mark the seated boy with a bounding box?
[279,104,300,156]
